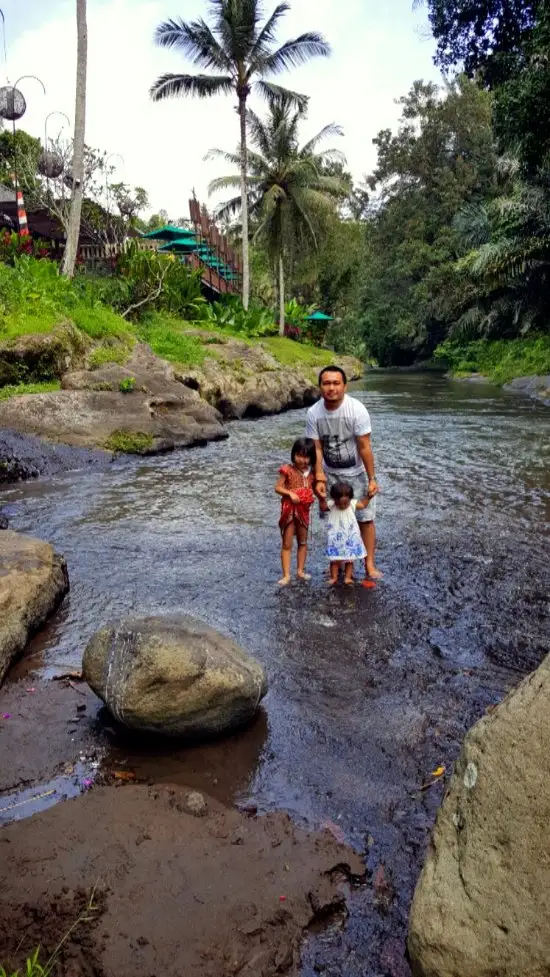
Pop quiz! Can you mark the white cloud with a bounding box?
[4,0,442,218]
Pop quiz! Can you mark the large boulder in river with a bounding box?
[0,531,69,683]
[83,615,268,738]
[0,344,227,453]
[408,654,550,977]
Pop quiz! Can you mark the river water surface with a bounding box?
[2,373,549,976]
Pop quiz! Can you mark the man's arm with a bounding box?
[357,434,378,495]
[312,438,327,499]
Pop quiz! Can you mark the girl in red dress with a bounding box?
[275,437,316,586]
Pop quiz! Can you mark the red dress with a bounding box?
[278,465,315,534]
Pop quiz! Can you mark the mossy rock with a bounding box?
[0,321,90,386]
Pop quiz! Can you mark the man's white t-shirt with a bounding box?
[305,394,372,477]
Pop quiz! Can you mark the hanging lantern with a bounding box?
[0,86,26,121]
[118,196,135,217]
[38,150,64,179]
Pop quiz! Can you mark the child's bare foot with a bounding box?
[367,566,384,580]
[344,578,354,586]
[297,572,311,581]
[328,578,338,586]
[277,576,291,587]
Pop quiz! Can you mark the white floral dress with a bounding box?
[325,500,367,562]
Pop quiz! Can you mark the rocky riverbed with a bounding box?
[0,373,548,976]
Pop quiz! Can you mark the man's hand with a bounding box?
[368,477,379,498]
[289,491,301,504]
[315,480,327,500]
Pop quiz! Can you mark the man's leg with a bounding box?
[359,519,382,579]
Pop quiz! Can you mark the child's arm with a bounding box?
[355,495,373,511]
[275,474,300,503]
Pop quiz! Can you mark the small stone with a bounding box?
[180,790,208,818]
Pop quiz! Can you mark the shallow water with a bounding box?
[2,373,549,975]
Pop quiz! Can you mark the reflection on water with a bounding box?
[2,373,549,976]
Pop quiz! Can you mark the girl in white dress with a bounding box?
[325,481,373,585]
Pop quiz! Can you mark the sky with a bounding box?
[1,0,442,218]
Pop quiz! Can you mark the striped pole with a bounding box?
[16,188,29,237]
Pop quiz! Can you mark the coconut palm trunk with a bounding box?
[62,0,87,279]
[238,93,250,310]
[278,254,285,335]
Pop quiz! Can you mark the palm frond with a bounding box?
[255,80,309,113]
[204,148,242,167]
[453,203,491,249]
[153,17,232,71]
[208,175,243,194]
[150,73,233,101]
[213,194,243,222]
[257,33,331,74]
[300,124,344,156]
[248,3,291,64]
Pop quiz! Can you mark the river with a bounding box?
[1,373,549,976]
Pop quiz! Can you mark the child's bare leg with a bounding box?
[360,520,383,579]
[296,523,310,580]
[329,561,339,585]
[344,562,354,585]
[279,523,294,585]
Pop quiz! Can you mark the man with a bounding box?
[305,366,382,580]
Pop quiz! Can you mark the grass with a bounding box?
[88,343,132,370]
[139,314,206,368]
[435,335,550,385]
[104,430,154,453]
[0,888,98,977]
[261,336,331,371]
[0,381,61,400]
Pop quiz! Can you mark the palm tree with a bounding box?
[150,1,330,310]
[208,103,347,334]
[62,0,87,278]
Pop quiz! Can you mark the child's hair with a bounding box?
[330,480,354,501]
[291,437,316,466]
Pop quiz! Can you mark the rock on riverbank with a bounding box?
[503,374,550,406]
[83,615,268,738]
[0,344,227,454]
[0,531,69,683]
[176,332,362,419]
[408,653,550,977]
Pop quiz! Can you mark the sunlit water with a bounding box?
[2,373,549,975]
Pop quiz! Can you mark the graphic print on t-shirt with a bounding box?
[322,433,357,470]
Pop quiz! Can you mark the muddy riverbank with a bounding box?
[1,373,549,976]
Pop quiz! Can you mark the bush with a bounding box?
[204,296,277,337]
[119,376,136,393]
[435,335,550,384]
[112,243,207,321]
[0,229,51,265]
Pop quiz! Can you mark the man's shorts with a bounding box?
[326,471,377,523]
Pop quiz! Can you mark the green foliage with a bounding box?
[104,430,154,453]
[113,244,207,321]
[119,376,136,393]
[358,77,499,365]
[138,315,206,367]
[0,381,61,401]
[204,297,277,337]
[0,129,42,196]
[435,334,550,383]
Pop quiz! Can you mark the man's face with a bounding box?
[320,371,346,404]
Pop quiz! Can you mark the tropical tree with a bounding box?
[208,103,346,334]
[149,1,330,310]
[62,0,87,278]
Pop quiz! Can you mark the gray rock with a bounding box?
[503,374,550,405]
[0,344,227,452]
[83,615,268,738]
[0,321,89,386]
[408,653,550,977]
[0,531,69,683]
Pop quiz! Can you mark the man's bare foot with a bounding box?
[297,572,311,581]
[278,576,291,587]
[367,566,384,580]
